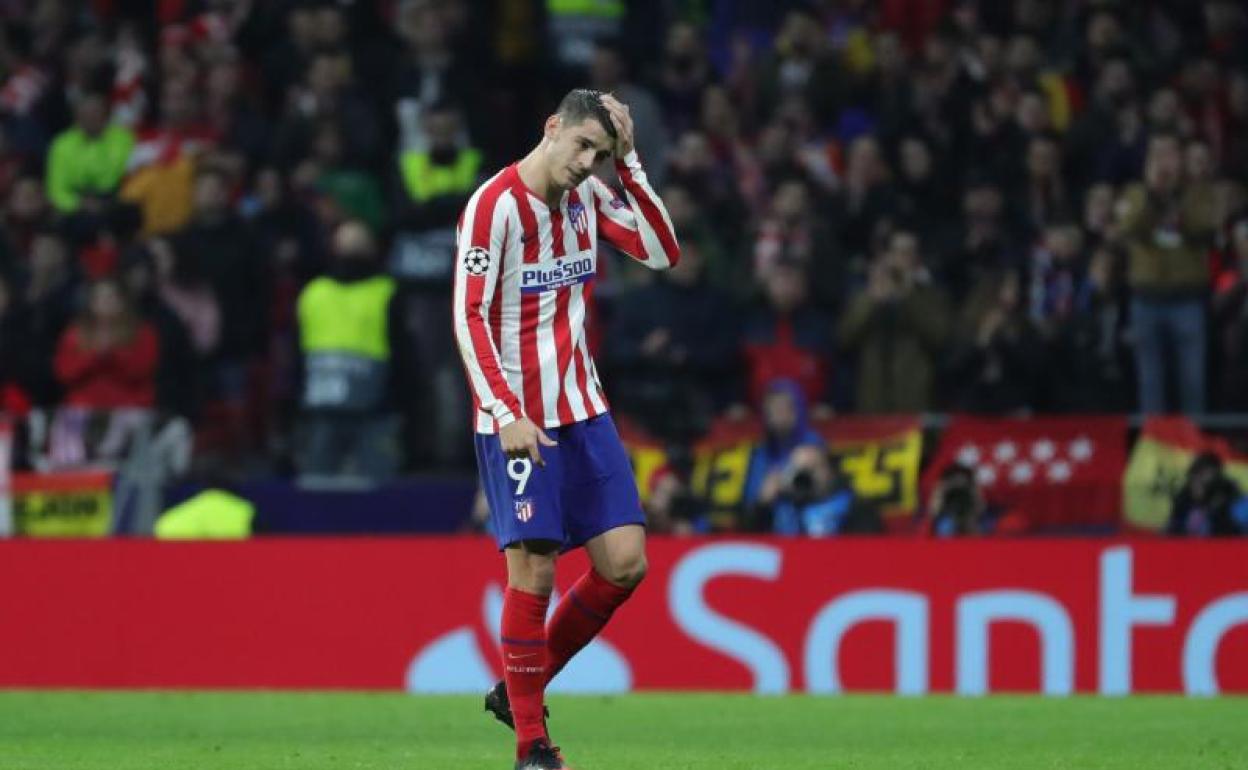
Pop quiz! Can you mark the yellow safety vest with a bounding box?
[155,489,254,539]
[399,148,482,203]
[298,275,396,410]
[546,0,624,18]
[298,276,396,359]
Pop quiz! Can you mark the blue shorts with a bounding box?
[475,413,645,551]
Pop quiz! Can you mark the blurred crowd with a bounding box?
[0,0,1246,490]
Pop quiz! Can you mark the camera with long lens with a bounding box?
[787,467,818,505]
[938,479,976,524]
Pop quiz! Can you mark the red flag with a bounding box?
[922,416,1129,528]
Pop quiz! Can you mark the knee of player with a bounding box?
[607,554,647,589]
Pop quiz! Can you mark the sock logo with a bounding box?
[507,652,538,660]
[505,664,545,675]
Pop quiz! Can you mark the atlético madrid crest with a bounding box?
[568,202,589,234]
[514,499,534,522]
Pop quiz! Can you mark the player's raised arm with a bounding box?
[452,180,525,430]
[590,94,681,269]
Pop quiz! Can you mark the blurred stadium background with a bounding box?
[0,0,1245,768]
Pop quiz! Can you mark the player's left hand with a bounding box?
[600,93,634,158]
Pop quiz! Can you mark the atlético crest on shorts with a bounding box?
[568,201,589,234]
[514,499,534,522]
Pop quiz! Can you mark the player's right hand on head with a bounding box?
[499,417,557,466]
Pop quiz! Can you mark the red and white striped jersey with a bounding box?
[453,151,680,434]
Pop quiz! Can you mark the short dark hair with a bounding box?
[556,89,617,141]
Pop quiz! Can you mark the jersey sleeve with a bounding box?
[453,185,524,429]
[590,150,681,269]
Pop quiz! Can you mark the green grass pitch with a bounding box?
[0,691,1244,769]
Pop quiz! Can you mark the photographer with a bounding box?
[742,378,825,507]
[925,463,1028,537]
[644,458,708,536]
[1166,452,1248,537]
[752,445,880,537]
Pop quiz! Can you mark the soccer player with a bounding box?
[452,90,679,769]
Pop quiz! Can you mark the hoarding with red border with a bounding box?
[1,538,1244,695]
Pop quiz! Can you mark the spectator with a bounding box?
[273,49,381,171]
[665,129,748,251]
[118,244,199,418]
[1028,222,1092,332]
[309,120,385,232]
[1046,245,1136,412]
[1166,452,1248,537]
[837,134,897,258]
[119,77,220,236]
[1225,71,1248,180]
[149,238,220,360]
[1082,182,1118,248]
[1018,132,1070,237]
[590,41,668,188]
[752,176,843,306]
[605,243,738,440]
[391,0,487,155]
[170,167,267,404]
[53,277,159,410]
[741,257,835,411]
[839,230,951,413]
[0,272,34,415]
[893,134,953,240]
[1117,132,1216,413]
[925,463,1028,537]
[1184,138,1215,186]
[21,229,77,406]
[1213,215,1248,410]
[657,182,735,298]
[946,269,1044,413]
[44,91,134,215]
[1,176,51,272]
[940,174,1022,303]
[203,46,270,170]
[657,21,712,137]
[850,30,913,142]
[245,166,326,285]
[756,10,844,132]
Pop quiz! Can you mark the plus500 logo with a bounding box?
[520,257,595,293]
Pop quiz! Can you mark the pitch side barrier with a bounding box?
[0,538,1243,695]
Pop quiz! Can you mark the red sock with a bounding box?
[501,587,550,757]
[546,568,634,684]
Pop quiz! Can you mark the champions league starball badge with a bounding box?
[463,247,491,276]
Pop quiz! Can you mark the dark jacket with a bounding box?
[838,285,951,413]
[172,215,269,363]
[605,276,739,436]
[1166,478,1248,537]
